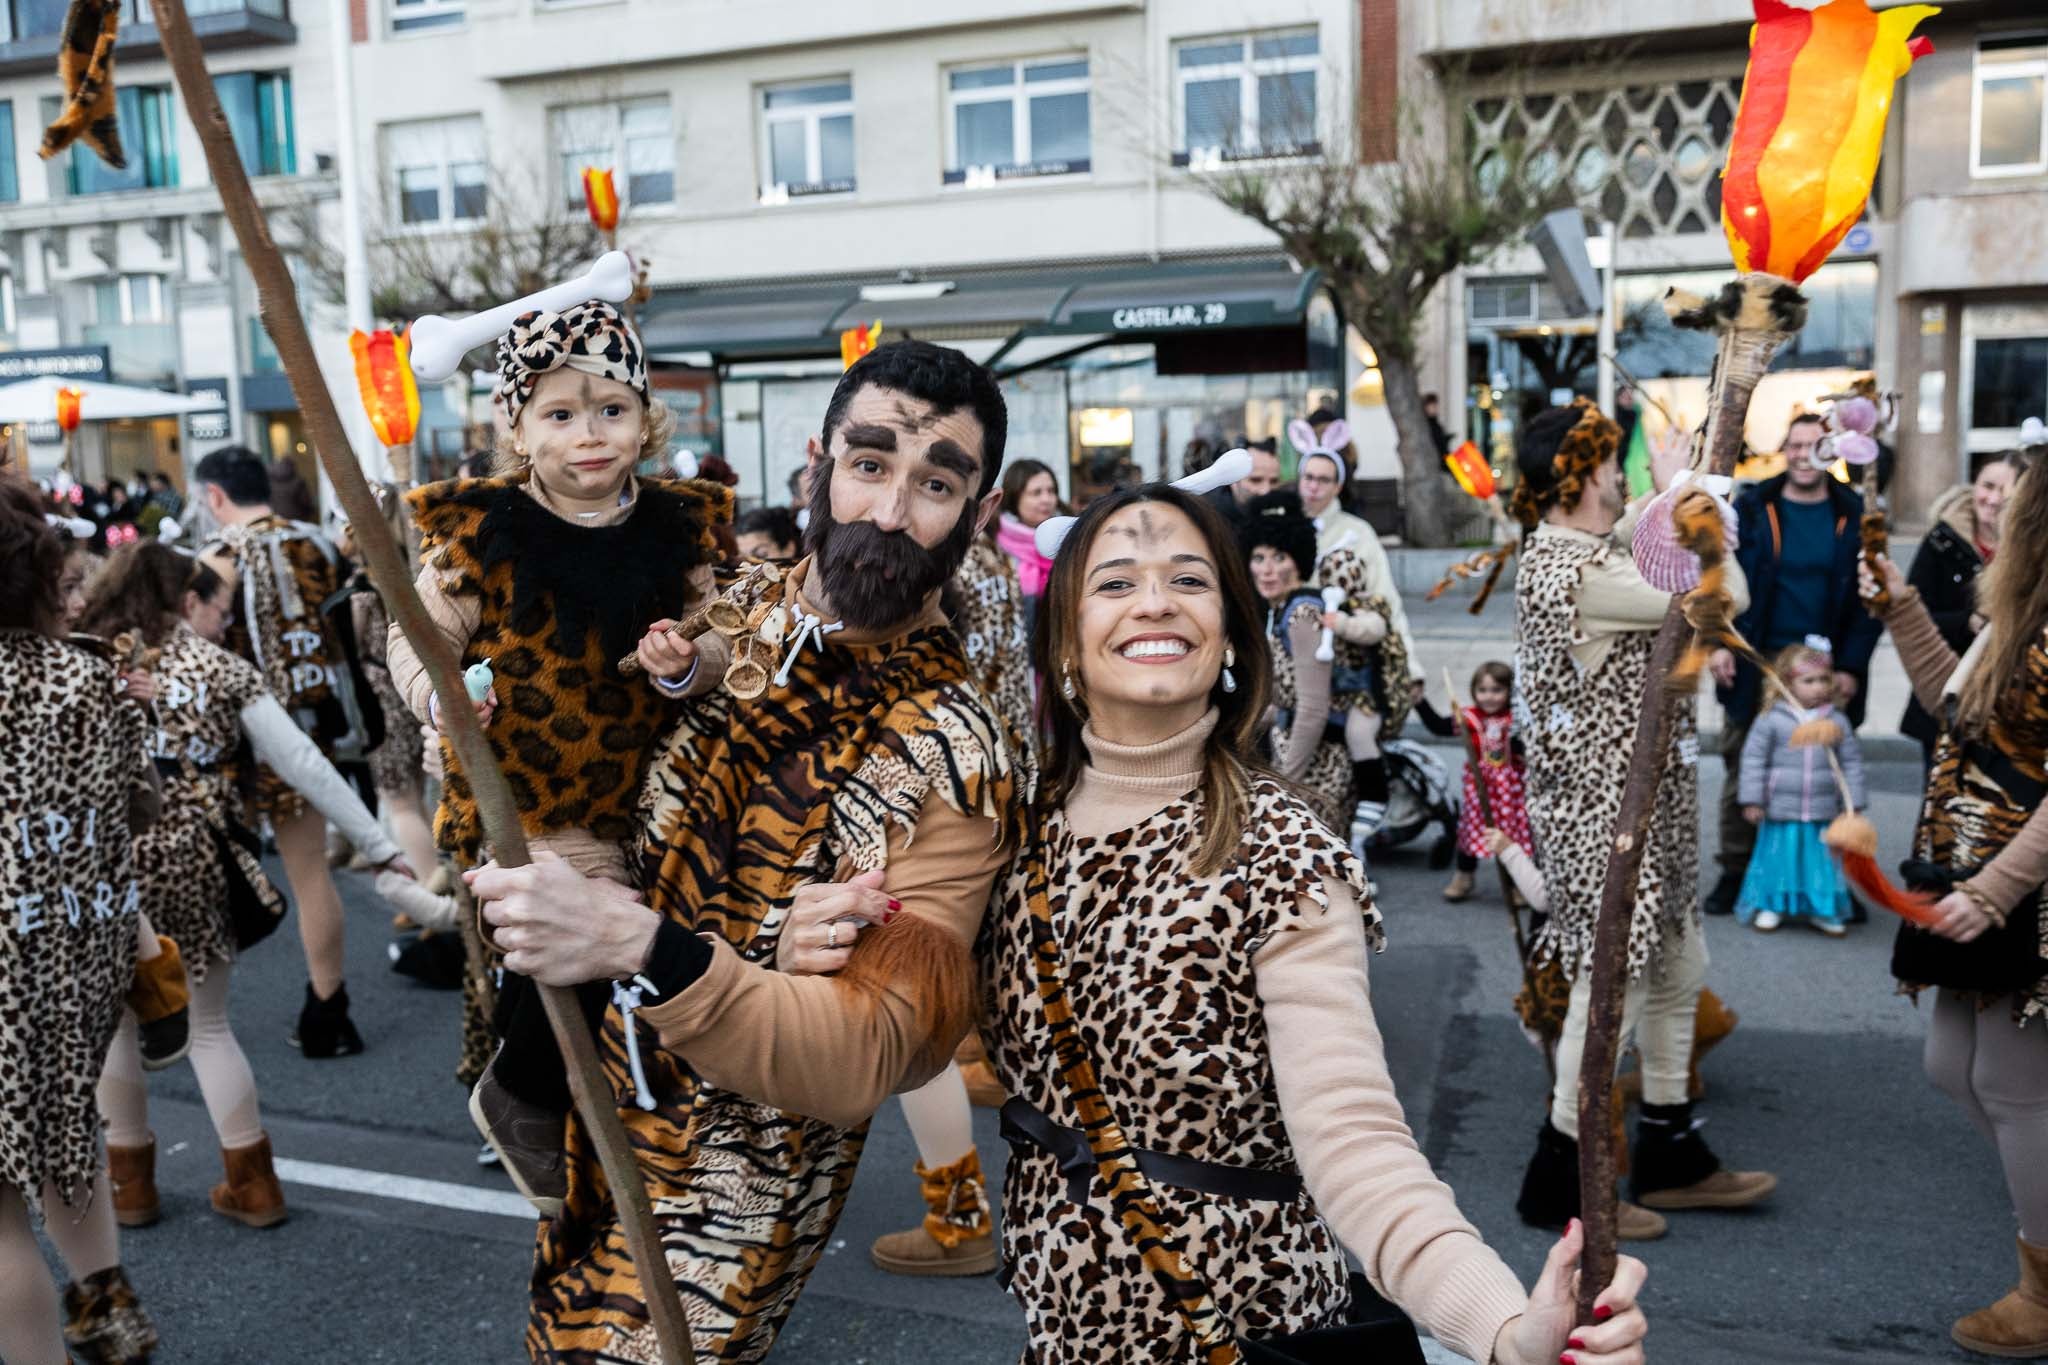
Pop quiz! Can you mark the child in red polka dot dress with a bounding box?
[1421,660,1532,902]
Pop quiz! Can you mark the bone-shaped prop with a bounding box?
[408,251,637,383]
[1314,586,1345,663]
[1034,448,1255,560]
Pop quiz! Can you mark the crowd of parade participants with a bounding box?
[4,308,2045,1365]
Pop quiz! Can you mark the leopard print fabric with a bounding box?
[953,537,1036,767]
[1316,548,1413,733]
[0,632,151,1214]
[983,777,1380,1362]
[1910,624,2048,1026]
[1515,525,1699,982]
[136,624,274,985]
[1267,596,1352,832]
[349,582,421,793]
[525,562,1017,1364]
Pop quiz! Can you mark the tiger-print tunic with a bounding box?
[1909,624,2048,1026]
[526,562,1016,1364]
[1514,523,1699,982]
[136,623,277,984]
[406,474,730,863]
[1267,594,1352,832]
[983,779,1379,1362]
[0,632,151,1213]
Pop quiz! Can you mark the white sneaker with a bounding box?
[1811,918,1847,938]
[1752,910,1782,932]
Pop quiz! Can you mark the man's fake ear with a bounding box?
[973,486,1002,537]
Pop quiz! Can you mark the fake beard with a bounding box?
[805,474,977,632]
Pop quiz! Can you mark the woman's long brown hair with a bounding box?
[1031,485,1273,876]
[76,541,219,647]
[1958,460,2048,736]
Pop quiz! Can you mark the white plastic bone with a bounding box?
[408,251,637,383]
[1033,448,1255,559]
[1314,586,1345,662]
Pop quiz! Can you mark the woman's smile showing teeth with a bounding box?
[1118,635,1190,662]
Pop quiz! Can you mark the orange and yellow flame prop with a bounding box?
[349,329,421,448]
[55,385,82,432]
[840,319,883,369]
[1722,0,1937,284]
[1444,440,1495,500]
[582,166,620,233]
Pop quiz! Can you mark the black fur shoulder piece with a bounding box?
[410,475,733,668]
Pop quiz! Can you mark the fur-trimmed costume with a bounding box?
[404,474,731,863]
[525,560,1017,1363]
[951,535,1035,763]
[0,632,152,1214]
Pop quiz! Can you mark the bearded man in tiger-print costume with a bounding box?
[467,341,1022,1364]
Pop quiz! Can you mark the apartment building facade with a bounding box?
[0,0,350,489]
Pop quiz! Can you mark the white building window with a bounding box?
[1174,27,1319,165]
[943,56,1090,185]
[759,80,855,201]
[382,115,487,226]
[389,0,462,33]
[553,98,674,212]
[93,274,165,325]
[1974,34,2047,177]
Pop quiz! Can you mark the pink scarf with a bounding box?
[997,513,1053,598]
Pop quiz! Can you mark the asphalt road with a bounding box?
[63,747,2011,1365]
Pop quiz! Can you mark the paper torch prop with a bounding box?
[1722,0,1937,284]
[840,319,883,369]
[582,166,620,234]
[1427,441,1514,615]
[55,385,82,433]
[349,329,420,449]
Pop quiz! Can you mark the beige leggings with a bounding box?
[1925,989,2048,1244]
[0,1173,123,1365]
[897,1062,975,1169]
[99,957,263,1151]
[1549,927,1711,1137]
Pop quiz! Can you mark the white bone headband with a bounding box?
[1033,448,1254,560]
[408,251,637,383]
[45,512,94,540]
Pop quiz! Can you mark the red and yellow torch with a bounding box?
[1722,0,1937,283]
[351,329,421,480]
[582,166,620,243]
[56,384,82,477]
[1429,441,1514,614]
[1443,439,1495,500]
[840,319,883,369]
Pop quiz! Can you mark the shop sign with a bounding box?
[1106,302,1231,330]
[0,346,110,382]
[185,377,230,443]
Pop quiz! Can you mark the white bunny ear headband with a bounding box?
[1033,449,1254,560]
[1287,416,1351,485]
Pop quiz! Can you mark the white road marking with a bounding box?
[273,1157,536,1220]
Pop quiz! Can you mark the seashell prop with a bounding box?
[1631,483,1738,595]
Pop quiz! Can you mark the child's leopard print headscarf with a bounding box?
[494,300,648,427]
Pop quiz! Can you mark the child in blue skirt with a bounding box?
[1736,638,1868,935]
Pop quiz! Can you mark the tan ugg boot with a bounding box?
[870,1149,997,1277]
[1953,1237,2048,1358]
[107,1138,160,1229]
[125,937,189,1024]
[210,1134,289,1228]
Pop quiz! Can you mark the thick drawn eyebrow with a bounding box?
[840,423,898,452]
[922,440,978,483]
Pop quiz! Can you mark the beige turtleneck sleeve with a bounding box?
[1067,713,1528,1363]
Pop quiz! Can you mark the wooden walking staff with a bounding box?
[1568,0,1937,1321]
[145,5,696,1360]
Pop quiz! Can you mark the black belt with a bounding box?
[999,1097,1302,1207]
[1963,741,2047,810]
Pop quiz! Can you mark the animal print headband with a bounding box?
[494,299,649,429]
[1288,416,1351,485]
[1033,449,1254,559]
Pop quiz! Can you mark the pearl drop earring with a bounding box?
[1060,663,1078,702]
[1221,646,1237,694]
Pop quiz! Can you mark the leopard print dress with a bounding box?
[953,536,1036,766]
[1267,594,1352,832]
[1909,623,2048,1026]
[0,631,151,1213]
[136,623,277,984]
[1514,523,1698,982]
[982,777,1380,1362]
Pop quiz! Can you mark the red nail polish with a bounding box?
[887,898,902,913]
[1560,1354,1575,1365]
[1594,1305,1613,1322]
[1568,1336,1586,1350]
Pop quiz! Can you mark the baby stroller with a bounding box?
[1357,737,1459,865]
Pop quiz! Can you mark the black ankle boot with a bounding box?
[290,981,365,1059]
[1516,1119,1581,1229]
[1702,871,1740,916]
[1351,758,1390,805]
[1629,1100,1721,1201]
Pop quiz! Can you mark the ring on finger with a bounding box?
[827,921,840,950]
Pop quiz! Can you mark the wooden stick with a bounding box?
[1572,272,1804,1323]
[144,7,694,1358]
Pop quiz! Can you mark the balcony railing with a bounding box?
[0,0,292,75]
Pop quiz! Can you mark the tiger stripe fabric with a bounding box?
[525,560,1017,1363]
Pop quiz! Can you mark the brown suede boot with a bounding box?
[210,1135,289,1229]
[62,1265,158,1364]
[870,1149,997,1277]
[107,1138,160,1229]
[1953,1237,2048,1358]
